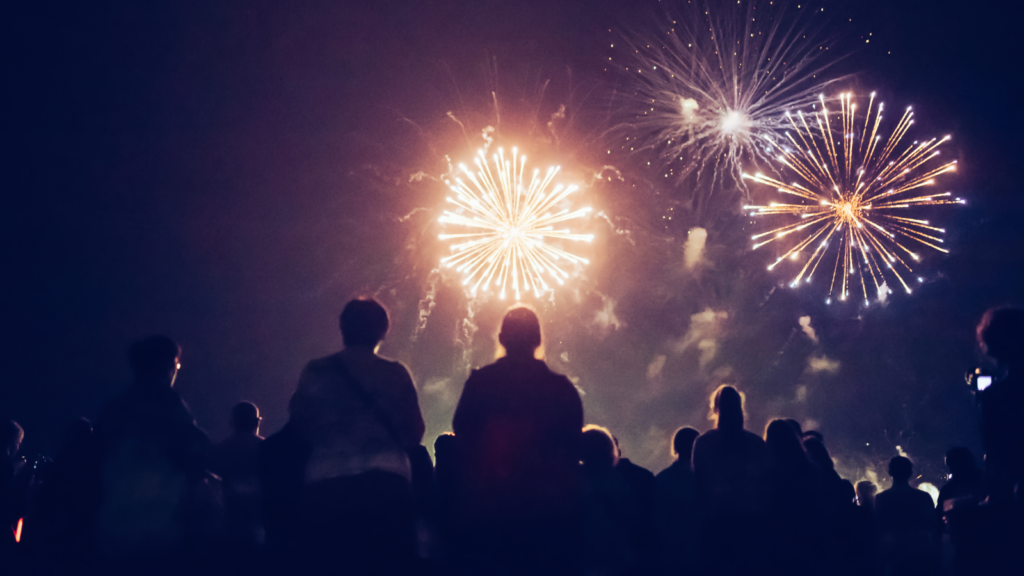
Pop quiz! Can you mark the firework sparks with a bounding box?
[438,147,594,300]
[618,0,843,197]
[743,92,962,304]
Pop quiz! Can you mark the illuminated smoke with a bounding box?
[683,227,707,269]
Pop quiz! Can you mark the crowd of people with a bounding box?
[2,300,1023,575]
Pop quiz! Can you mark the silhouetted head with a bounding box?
[785,419,804,437]
[671,427,700,461]
[945,447,978,477]
[765,419,809,466]
[2,420,24,460]
[888,456,913,483]
[128,335,181,388]
[581,425,617,470]
[498,306,542,359]
[434,432,456,460]
[977,307,1024,369]
[856,480,877,507]
[709,385,745,431]
[803,437,834,471]
[230,401,261,435]
[340,298,390,349]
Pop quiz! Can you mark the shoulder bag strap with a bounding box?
[333,355,407,452]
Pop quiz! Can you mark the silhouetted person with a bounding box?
[938,447,983,576]
[431,433,460,564]
[976,307,1024,502]
[875,456,937,576]
[613,437,659,573]
[852,481,881,575]
[210,402,264,569]
[287,298,425,576]
[655,426,700,574]
[93,335,211,575]
[691,385,768,575]
[452,306,584,575]
[939,447,982,513]
[1,420,25,554]
[762,419,822,575]
[28,418,101,573]
[803,437,855,509]
[692,385,767,513]
[579,425,638,575]
[802,436,857,574]
[857,480,878,511]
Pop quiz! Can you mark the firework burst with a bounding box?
[618,0,843,198]
[743,92,962,304]
[438,147,594,300]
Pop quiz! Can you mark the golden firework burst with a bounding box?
[743,92,962,304]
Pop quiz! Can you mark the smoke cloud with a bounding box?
[683,227,707,269]
[799,315,818,344]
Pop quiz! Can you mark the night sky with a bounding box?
[4,0,1023,486]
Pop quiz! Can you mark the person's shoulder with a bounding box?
[371,354,411,373]
[303,352,342,374]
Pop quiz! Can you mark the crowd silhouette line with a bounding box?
[2,299,1023,575]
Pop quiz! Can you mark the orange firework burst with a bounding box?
[438,147,593,300]
[743,92,962,304]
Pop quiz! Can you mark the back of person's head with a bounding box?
[765,419,808,466]
[856,480,877,506]
[2,420,24,459]
[434,432,456,460]
[803,437,834,471]
[671,426,700,461]
[230,401,261,434]
[977,307,1024,367]
[709,385,745,431]
[498,306,542,358]
[888,455,913,482]
[340,298,390,348]
[785,419,804,437]
[581,425,618,470]
[128,335,181,387]
[945,446,978,477]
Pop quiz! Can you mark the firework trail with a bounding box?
[617,0,844,201]
[438,147,594,301]
[744,92,961,304]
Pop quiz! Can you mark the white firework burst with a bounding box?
[617,0,845,198]
[438,147,594,300]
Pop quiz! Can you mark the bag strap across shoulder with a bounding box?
[332,354,407,452]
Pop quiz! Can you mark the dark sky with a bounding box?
[4,0,1022,481]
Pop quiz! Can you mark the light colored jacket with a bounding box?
[289,348,425,483]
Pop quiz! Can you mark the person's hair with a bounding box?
[977,307,1024,366]
[855,480,877,502]
[888,455,913,481]
[945,446,977,476]
[231,401,261,432]
[709,385,745,430]
[671,427,700,460]
[1,420,24,450]
[340,298,390,348]
[803,430,824,443]
[765,419,809,467]
[785,419,804,437]
[581,425,618,469]
[128,335,181,383]
[498,306,542,357]
[803,437,834,471]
